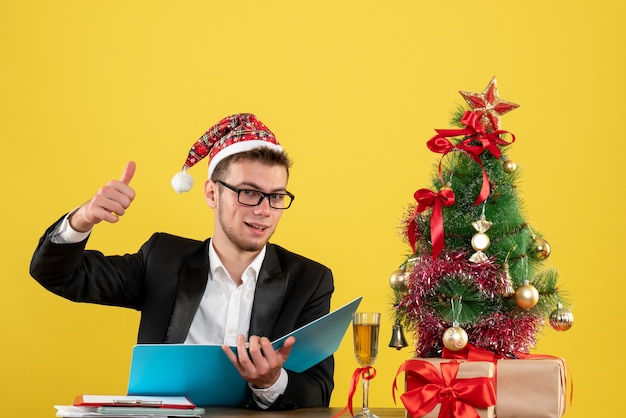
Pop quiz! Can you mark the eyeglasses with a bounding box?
[216,180,295,210]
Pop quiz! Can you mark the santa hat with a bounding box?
[171,113,282,193]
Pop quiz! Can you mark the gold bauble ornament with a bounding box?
[515,280,539,309]
[503,159,517,173]
[442,325,468,351]
[531,237,551,260]
[549,303,574,331]
[389,269,408,291]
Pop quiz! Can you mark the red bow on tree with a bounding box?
[427,110,516,206]
[408,187,455,260]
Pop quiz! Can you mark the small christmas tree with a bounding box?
[390,77,574,358]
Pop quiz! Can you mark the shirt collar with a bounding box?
[208,239,266,284]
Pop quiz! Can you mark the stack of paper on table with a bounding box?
[55,395,204,417]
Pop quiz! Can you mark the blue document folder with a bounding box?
[127,296,362,406]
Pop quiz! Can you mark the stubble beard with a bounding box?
[218,203,272,253]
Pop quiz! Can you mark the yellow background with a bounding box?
[1,1,623,417]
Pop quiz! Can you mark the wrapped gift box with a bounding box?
[402,358,496,418]
[399,357,567,418]
[495,358,567,418]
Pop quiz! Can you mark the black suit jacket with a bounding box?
[30,216,335,410]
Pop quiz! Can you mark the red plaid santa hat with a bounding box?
[171,113,282,193]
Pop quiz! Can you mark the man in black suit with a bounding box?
[30,113,334,410]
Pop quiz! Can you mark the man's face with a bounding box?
[205,159,289,254]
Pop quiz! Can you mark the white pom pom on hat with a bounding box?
[171,113,282,193]
[171,170,194,193]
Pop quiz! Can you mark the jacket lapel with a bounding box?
[164,240,210,343]
[249,244,288,339]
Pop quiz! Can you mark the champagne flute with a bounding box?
[352,312,381,418]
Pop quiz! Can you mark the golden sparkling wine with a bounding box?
[351,312,381,418]
[353,322,380,366]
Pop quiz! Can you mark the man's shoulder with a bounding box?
[143,233,209,258]
[149,232,205,246]
[267,243,330,271]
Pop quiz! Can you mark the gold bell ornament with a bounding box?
[388,320,409,350]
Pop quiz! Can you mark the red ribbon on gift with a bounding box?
[332,367,377,418]
[427,111,516,206]
[393,359,496,418]
[442,343,502,362]
[408,187,455,260]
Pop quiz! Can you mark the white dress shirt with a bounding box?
[184,241,261,346]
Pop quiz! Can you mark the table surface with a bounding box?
[199,407,405,417]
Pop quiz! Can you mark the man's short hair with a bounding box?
[210,147,292,181]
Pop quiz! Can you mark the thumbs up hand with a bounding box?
[69,161,137,232]
[119,161,136,186]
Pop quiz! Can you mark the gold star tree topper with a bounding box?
[459,76,520,131]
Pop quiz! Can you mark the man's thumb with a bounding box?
[120,161,136,185]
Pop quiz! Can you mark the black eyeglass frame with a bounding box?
[216,180,295,210]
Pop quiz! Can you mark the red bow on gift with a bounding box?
[408,187,455,260]
[427,110,516,206]
[393,360,496,418]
